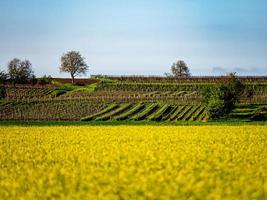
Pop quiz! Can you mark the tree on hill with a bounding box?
[60,51,89,84]
[7,58,35,85]
[170,60,191,78]
[202,72,244,119]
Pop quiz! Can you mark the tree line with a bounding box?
[0,51,88,85]
[0,51,246,120]
[1,50,192,85]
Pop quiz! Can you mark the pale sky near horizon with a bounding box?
[0,0,267,77]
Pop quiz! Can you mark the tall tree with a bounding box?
[8,58,34,85]
[60,51,89,84]
[171,60,191,78]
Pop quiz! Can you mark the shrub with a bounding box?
[39,75,53,85]
[202,73,244,119]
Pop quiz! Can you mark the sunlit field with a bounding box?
[0,126,266,199]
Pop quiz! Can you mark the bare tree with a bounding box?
[60,51,89,84]
[8,58,34,85]
[171,60,191,78]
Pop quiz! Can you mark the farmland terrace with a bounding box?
[0,76,266,122]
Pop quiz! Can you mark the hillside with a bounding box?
[1,76,267,122]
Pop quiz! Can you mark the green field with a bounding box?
[1,77,267,122]
[0,125,266,199]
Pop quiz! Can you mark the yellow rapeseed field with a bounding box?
[0,126,266,199]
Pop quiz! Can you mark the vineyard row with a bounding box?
[81,103,207,122]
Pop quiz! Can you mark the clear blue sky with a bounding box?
[0,0,267,77]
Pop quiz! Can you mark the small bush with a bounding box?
[202,73,244,119]
[39,75,53,85]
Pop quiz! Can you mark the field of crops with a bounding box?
[0,126,266,199]
[1,76,267,121]
[0,100,106,121]
[4,86,56,99]
[81,103,207,122]
[1,99,266,122]
[2,76,267,103]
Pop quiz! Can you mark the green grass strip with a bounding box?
[81,103,119,121]
[191,106,205,121]
[197,110,207,121]
[162,106,178,120]
[96,103,132,121]
[169,106,186,121]
[131,103,159,120]
[114,103,145,120]
[176,106,193,121]
[183,105,201,121]
[148,104,170,120]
